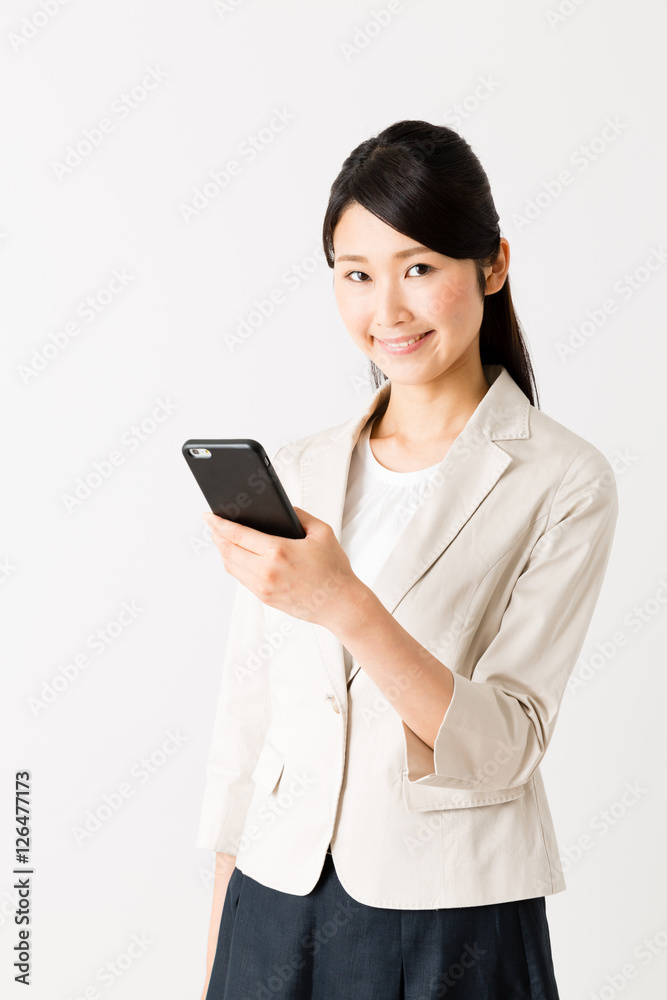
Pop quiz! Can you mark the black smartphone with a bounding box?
[182,439,306,540]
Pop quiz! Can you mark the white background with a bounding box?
[2,1,666,998]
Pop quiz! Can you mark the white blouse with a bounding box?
[340,415,444,683]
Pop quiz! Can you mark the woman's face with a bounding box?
[333,202,503,385]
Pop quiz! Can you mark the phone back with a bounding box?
[182,438,305,539]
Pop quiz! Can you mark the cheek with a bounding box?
[429,279,481,327]
[335,285,367,332]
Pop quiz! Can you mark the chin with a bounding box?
[381,369,439,386]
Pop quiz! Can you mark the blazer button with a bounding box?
[325,693,341,714]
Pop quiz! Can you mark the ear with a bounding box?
[485,237,510,295]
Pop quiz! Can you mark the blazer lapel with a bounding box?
[300,364,531,698]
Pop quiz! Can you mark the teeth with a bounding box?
[387,332,427,347]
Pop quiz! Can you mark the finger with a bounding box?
[201,511,275,555]
[291,506,317,528]
[213,537,265,580]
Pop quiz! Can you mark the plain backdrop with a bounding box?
[2,1,666,998]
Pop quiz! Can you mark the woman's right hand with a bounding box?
[200,852,237,999]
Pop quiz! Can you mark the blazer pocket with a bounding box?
[251,741,285,796]
[401,769,526,812]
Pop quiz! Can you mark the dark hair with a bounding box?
[321,119,540,408]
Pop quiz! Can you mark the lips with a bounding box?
[375,330,434,355]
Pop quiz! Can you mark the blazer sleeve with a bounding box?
[403,447,619,792]
[195,561,273,854]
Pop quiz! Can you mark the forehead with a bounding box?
[335,203,401,242]
[333,204,431,261]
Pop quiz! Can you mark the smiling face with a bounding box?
[333,201,502,387]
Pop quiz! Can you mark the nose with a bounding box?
[373,281,414,331]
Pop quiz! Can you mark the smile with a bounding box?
[374,330,434,355]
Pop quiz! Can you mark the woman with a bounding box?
[197,120,618,999]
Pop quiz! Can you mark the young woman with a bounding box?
[197,120,618,999]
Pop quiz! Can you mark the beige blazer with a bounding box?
[195,363,618,908]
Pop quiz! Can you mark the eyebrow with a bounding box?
[334,245,436,264]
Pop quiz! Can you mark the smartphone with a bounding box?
[182,439,306,539]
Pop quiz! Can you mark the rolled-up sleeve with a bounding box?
[403,448,619,792]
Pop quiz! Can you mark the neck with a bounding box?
[372,361,491,447]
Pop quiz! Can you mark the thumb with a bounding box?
[291,505,317,525]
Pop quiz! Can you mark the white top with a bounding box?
[340,416,444,682]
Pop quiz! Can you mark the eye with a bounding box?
[407,263,433,277]
[343,263,433,282]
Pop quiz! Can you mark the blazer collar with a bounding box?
[299,364,531,693]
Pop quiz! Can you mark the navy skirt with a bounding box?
[206,850,561,999]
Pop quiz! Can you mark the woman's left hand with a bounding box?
[202,506,362,630]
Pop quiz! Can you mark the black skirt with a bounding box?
[206,850,561,999]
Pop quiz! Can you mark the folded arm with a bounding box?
[333,449,619,792]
